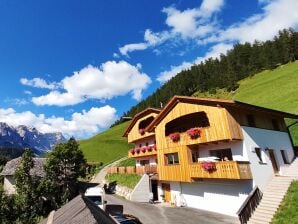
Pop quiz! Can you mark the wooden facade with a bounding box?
[154,102,250,182]
[124,96,297,183]
[107,165,157,175]
[127,111,159,143]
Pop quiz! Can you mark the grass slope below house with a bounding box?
[105,173,141,189]
[79,122,133,164]
[272,181,298,223]
[234,61,298,145]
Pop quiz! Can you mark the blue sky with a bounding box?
[0,0,297,139]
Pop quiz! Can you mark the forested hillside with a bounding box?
[113,29,298,126]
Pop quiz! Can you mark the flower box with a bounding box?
[139,129,145,135]
[130,149,135,155]
[147,146,152,152]
[136,148,140,154]
[169,132,180,142]
[186,128,201,139]
[141,147,147,153]
[201,161,216,172]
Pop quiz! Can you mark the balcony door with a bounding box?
[268,149,279,174]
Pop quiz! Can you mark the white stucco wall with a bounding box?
[169,180,252,216]
[3,176,16,194]
[242,126,294,190]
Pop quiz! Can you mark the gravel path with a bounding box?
[90,157,128,185]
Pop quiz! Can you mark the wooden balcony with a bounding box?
[128,145,157,158]
[190,161,252,180]
[107,165,158,175]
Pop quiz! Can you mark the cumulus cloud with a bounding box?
[31,60,151,106]
[157,43,233,83]
[118,0,224,56]
[203,0,298,44]
[20,77,60,90]
[0,106,117,138]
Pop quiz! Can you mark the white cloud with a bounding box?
[0,106,117,138]
[204,0,298,44]
[31,60,151,106]
[157,61,192,83]
[157,43,233,83]
[20,77,60,90]
[118,0,224,56]
[24,90,32,95]
[119,43,148,57]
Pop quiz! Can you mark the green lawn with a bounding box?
[116,158,136,167]
[234,61,298,145]
[79,122,133,164]
[272,181,298,224]
[105,173,141,189]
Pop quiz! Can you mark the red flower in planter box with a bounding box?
[186,128,201,139]
[141,147,147,153]
[136,148,140,154]
[130,149,135,155]
[147,146,152,152]
[201,161,216,172]
[169,132,180,142]
[139,129,145,135]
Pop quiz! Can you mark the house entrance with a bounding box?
[268,149,279,174]
[151,180,158,201]
[161,183,171,202]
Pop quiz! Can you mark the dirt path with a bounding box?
[90,156,128,185]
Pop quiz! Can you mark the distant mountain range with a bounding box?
[0,122,66,156]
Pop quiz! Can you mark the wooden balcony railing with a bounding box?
[237,186,263,224]
[128,145,157,158]
[107,165,157,175]
[190,161,252,179]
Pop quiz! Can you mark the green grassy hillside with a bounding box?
[195,62,298,145]
[234,61,298,146]
[81,62,298,164]
[79,121,133,164]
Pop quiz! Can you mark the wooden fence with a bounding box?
[107,165,157,175]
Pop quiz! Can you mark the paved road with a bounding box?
[105,194,239,224]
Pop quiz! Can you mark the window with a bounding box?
[188,145,200,163]
[139,144,142,147]
[165,153,179,165]
[280,150,289,164]
[210,148,233,161]
[255,148,263,163]
[146,142,149,146]
[139,116,155,130]
[247,114,256,127]
[140,160,150,166]
[272,119,280,131]
[165,112,210,136]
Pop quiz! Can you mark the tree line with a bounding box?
[112,28,298,126]
[0,138,87,224]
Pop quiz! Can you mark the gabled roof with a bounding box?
[42,194,116,224]
[0,157,45,177]
[123,108,161,137]
[146,95,298,132]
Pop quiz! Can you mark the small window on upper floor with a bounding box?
[139,144,142,148]
[139,116,155,130]
[272,119,280,131]
[280,150,289,164]
[255,148,265,164]
[146,142,149,146]
[165,152,179,165]
[247,114,256,127]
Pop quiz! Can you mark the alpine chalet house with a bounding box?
[123,108,160,174]
[123,96,297,217]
